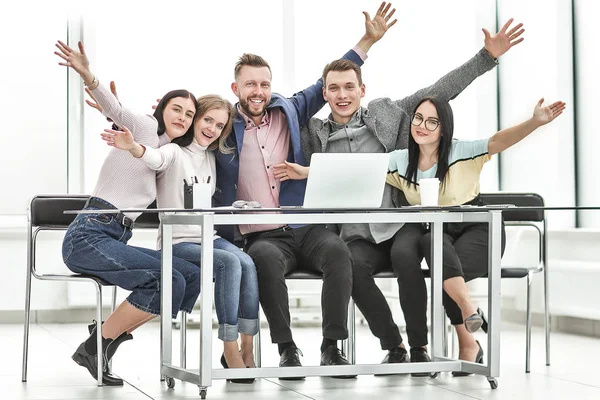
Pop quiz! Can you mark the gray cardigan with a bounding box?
[300,47,498,243]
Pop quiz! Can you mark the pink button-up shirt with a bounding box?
[237,107,289,235]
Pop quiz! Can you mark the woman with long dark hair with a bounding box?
[386,96,565,374]
[55,40,201,385]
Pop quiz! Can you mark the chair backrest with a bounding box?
[479,192,545,222]
[134,200,160,229]
[29,195,90,228]
[29,195,161,230]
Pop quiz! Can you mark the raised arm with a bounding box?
[291,2,398,127]
[487,99,566,156]
[54,41,157,144]
[100,127,177,171]
[389,18,525,113]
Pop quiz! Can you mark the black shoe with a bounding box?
[320,345,356,379]
[220,354,255,384]
[86,321,133,374]
[278,346,305,380]
[464,308,487,333]
[452,340,484,377]
[409,347,432,377]
[375,347,409,376]
[72,342,123,386]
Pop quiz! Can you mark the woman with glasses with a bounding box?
[385,96,565,374]
[101,95,259,383]
[275,94,564,374]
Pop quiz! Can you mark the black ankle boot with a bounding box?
[72,325,124,386]
[87,321,133,373]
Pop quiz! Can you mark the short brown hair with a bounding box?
[195,95,235,154]
[234,53,271,80]
[322,59,362,86]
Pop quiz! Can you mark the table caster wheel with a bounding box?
[199,387,208,399]
[487,377,498,389]
[166,376,175,389]
[429,372,439,379]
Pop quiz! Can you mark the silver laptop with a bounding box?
[302,153,390,208]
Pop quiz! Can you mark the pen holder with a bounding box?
[183,182,212,209]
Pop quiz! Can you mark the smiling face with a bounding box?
[410,100,442,147]
[231,65,272,122]
[162,97,196,140]
[323,69,365,125]
[194,107,230,147]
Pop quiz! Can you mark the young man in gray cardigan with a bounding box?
[293,18,525,371]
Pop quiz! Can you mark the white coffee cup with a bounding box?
[418,178,440,206]
[192,183,212,209]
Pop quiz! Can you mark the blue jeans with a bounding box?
[62,201,200,318]
[172,238,259,341]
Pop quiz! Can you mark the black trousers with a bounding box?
[392,222,506,347]
[347,237,405,350]
[245,225,353,344]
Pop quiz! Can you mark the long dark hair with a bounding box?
[152,89,197,146]
[405,97,454,188]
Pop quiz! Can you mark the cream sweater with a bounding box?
[141,140,217,248]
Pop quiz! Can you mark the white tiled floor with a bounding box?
[7,321,600,399]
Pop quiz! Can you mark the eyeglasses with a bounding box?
[411,113,440,132]
[232,200,263,209]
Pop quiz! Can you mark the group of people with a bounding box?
[54,1,565,386]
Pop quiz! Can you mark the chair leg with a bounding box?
[107,286,118,371]
[111,286,118,313]
[95,284,104,386]
[543,267,551,366]
[22,270,33,382]
[525,272,533,373]
[254,314,262,368]
[342,298,356,364]
[180,312,187,368]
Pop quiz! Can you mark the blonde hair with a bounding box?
[195,94,235,154]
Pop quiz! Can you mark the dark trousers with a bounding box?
[347,238,404,350]
[392,222,506,347]
[245,225,353,344]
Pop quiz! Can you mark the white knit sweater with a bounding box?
[90,82,169,220]
[141,140,217,248]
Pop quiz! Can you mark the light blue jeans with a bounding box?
[173,238,259,341]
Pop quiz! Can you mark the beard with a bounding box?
[239,97,267,117]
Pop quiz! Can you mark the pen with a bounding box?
[194,176,199,184]
[183,178,189,186]
[207,176,211,184]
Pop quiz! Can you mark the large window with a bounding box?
[3,0,596,230]
[0,3,68,216]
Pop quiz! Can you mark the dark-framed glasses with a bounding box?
[411,113,440,132]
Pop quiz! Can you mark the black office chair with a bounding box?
[479,192,549,373]
[21,195,187,386]
[22,194,115,386]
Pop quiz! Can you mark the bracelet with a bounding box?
[85,75,99,90]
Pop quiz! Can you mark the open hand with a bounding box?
[532,99,566,126]
[483,18,525,59]
[363,2,397,43]
[272,161,309,181]
[54,40,94,83]
[100,126,135,150]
